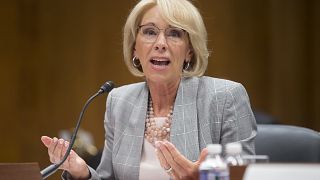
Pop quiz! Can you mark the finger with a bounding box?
[60,141,70,170]
[157,141,185,176]
[41,136,52,148]
[155,148,167,167]
[164,141,193,168]
[163,141,200,179]
[64,142,77,164]
[48,137,59,162]
[197,148,208,164]
[171,170,181,180]
[51,138,64,163]
[155,146,180,180]
[155,142,169,169]
[48,137,58,154]
[63,141,70,157]
[56,139,66,162]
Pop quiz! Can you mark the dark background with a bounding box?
[1,0,319,179]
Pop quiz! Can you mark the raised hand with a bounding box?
[41,136,90,179]
[155,141,208,180]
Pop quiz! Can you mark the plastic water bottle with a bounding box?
[225,142,245,166]
[199,144,229,180]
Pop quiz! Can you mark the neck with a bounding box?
[147,78,180,117]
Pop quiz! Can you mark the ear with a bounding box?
[186,47,194,62]
[133,47,138,58]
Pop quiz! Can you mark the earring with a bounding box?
[183,60,190,71]
[132,56,141,68]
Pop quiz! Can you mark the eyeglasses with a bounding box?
[137,24,187,43]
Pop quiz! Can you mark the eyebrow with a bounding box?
[140,22,156,26]
[140,23,178,29]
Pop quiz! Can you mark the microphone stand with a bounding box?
[40,81,114,179]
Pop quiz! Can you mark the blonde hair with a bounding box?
[123,0,209,77]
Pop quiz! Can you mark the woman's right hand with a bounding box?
[41,136,90,179]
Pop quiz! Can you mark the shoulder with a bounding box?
[198,76,242,89]
[111,82,145,95]
[108,82,147,103]
[191,76,247,98]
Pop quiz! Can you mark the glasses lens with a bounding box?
[139,25,186,43]
[166,28,185,40]
[140,25,158,42]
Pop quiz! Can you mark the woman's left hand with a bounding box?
[155,141,208,180]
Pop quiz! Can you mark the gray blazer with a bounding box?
[65,76,257,180]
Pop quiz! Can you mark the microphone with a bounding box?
[40,81,115,179]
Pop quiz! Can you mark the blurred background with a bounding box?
[0,0,319,179]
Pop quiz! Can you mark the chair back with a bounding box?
[255,124,320,162]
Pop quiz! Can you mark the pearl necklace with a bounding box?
[144,97,173,145]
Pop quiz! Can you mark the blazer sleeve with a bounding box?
[220,82,257,155]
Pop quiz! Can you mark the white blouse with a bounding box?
[139,117,171,180]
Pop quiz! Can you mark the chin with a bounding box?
[147,74,179,84]
[147,76,167,83]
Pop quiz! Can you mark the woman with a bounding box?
[41,0,257,179]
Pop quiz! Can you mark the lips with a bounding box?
[150,58,170,66]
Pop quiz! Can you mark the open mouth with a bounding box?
[150,59,170,66]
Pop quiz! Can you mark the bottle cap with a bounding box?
[207,144,222,154]
[226,142,242,155]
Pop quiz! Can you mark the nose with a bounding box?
[154,32,168,52]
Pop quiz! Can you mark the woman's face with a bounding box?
[134,6,193,85]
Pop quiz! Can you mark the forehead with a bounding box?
[140,6,168,27]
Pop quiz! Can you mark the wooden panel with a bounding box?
[312,0,320,130]
[0,163,41,180]
[204,0,270,111]
[268,0,311,127]
[0,0,22,163]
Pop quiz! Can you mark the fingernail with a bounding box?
[53,137,57,143]
[155,141,160,148]
[64,141,68,147]
[164,141,171,146]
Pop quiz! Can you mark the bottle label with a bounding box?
[200,170,229,180]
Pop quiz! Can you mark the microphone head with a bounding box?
[99,81,115,94]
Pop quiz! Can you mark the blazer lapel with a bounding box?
[170,77,200,162]
[119,84,148,180]
[131,82,149,149]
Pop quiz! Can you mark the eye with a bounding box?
[167,28,183,38]
[142,27,158,36]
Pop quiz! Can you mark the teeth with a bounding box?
[151,59,170,66]
[152,59,168,61]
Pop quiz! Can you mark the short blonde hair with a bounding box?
[123,0,209,77]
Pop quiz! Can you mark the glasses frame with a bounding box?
[137,24,188,44]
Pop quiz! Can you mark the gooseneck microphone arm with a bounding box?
[41,81,114,179]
